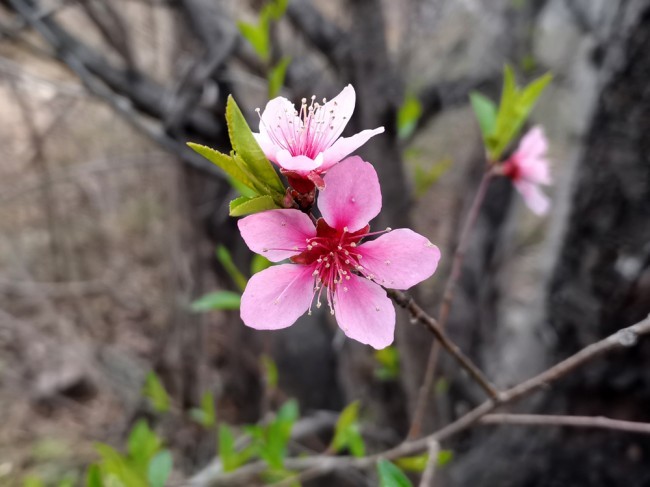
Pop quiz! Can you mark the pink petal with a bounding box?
[258,97,300,153]
[334,274,395,349]
[520,156,552,185]
[241,264,314,330]
[318,156,382,233]
[276,150,323,174]
[238,209,316,262]
[253,132,278,162]
[321,127,385,171]
[514,180,551,215]
[317,84,356,146]
[356,229,440,290]
[517,126,548,164]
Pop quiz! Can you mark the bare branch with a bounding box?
[189,314,650,486]
[388,289,500,401]
[480,414,650,435]
[419,439,440,487]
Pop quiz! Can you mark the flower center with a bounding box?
[257,95,347,160]
[502,157,522,181]
[290,219,389,315]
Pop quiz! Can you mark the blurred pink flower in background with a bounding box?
[502,126,552,215]
[237,157,440,349]
[253,84,384,189]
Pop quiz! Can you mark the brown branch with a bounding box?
[388,289,500,401]
[479,414,650,435]
[418,439,440,487]
[190,314,650,486]
[408,169,495,438]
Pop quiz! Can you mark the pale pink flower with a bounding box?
[253,85,384,189]
[502,126,552,215]
[237,157,440,349]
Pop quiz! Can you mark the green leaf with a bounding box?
[229,194,279,217]
[127,420,162,474]
[331,401,365,457]
[413,158,453,198]
[489,67,552,160]
[268,56,291,98]
[190,392,216,428]
[219,425,254,473]
[142,372,170,413]
[261,354,279,389]
[437,449,454,467]
[470,92,497,138]
[226,95,285,194]
[215,245,248,292]
[251,254,272,275]
[263,400,299,469]
[395,454,428,473]
[263,0,289,21]
[190,291,241,312]
[147,450,172,487]
[397,93,422,140]
[85,465,103,487]
[435,377,449,396]
[377,460,413,487]
[187,143,260,194]
[94,444,148,487]
[22,476,45,487]
[373,346,400,381]
[237,21,269,61]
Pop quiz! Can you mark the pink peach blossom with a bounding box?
[502,126,552,215]
[253,85,384,189]
[237,157,440,349]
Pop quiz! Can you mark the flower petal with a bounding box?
[316,84,356,146]
[334,274,395,349]
[238,209,316,262]
[321,127,385,171]
[318,156,382,232]
[253,132,278,162]
[356,229,440,290]
[258,97,300,154]
[241,264,314,330]
[514,180,551,215]
[276,150,323,174]
[517,126,548,164]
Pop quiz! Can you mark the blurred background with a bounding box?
[1,0,649,485]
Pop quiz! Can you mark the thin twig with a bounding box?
[191,314,650,486]
[409,169,495,438]
[388,289,500,400]
[419,439,440,487]
[479,414,650,435]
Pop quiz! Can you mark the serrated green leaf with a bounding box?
[215,245,248,292]
[347,426,366,458]
[263,400,299,469]
[261,354,279,389]
[86,465,103,487]
[268,56,291,98]
[190,392,216,427]
[229,195,279,217]
[377,460,413,487]
[395,453,429,473]
[147,450,172,487]
[397,93,422,140]
[142,372,170,413]
[226,96,285,194]
[437,449,454,467]
[187,143,260,194]
[190,291,241,312]
[251,254,272,275]
[219,425,256,472]
[237,21,269,61]
[470,92,497,138]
